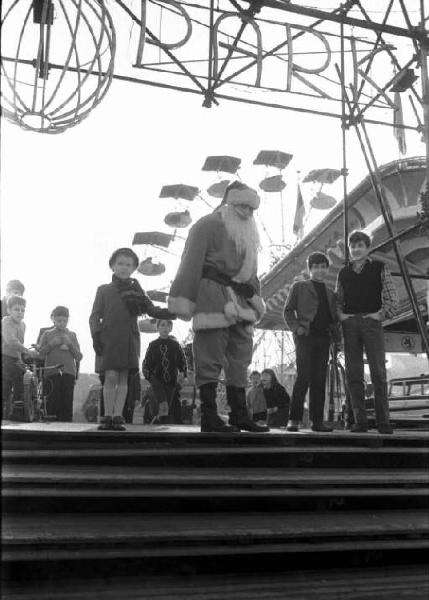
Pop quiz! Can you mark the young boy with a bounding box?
[142,319,187,424]
[1,280,25,317]
[284,252,340,432]
[38,306,82,421]
[246,370,267,423]
[336,230,398,434]
[1,295,34,419]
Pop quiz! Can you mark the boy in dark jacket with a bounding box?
[284,252,340,432]
[336,231,398,434]
[142,320,187,424]
[38,306,82,421]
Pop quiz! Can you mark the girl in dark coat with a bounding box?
[261,368,290,428]
[89,248,174,430]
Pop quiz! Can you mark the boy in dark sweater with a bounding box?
[284,252,340,432]
[336,231,398,434]
[142,320,187,424]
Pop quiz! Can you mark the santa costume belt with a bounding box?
[202,266,255,299]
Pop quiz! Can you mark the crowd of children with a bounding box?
[2,230,399,434]
[1,281,82,422]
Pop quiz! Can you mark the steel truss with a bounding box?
[108,0,429,357]
[113,0,428,358]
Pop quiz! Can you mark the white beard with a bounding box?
[220,205,261,283]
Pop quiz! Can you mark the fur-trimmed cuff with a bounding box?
[224,300,258,324]
[193,311,231,330]
[168,296,195,321]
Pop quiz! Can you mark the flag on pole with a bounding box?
[393,91,407,155]
[293,184,305,238]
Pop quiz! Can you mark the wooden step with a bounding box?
[2,426,428,450]
[5,466,426,514]
[4,445,428,471]
[3,510,428,561]
[2,565,429,600]
[3,466,428,496]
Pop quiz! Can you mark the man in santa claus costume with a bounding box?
[168,181,269,433]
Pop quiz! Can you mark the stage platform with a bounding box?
[2,422,428,598]
[2,421,429,436]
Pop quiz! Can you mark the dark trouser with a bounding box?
[2,356,24,419]
[47,373,75,421]
[290,333,330,424]
[253,411,267,422]
[268,406,289,428]
[342,316,390,427]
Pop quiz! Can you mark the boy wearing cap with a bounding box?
[169,181,269,433]
[39,306,82,421]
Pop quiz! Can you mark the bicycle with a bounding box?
[21,359,64,422]
[326,345,350,426]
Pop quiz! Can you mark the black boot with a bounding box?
[199,383,236,433]
[227,386,270,432]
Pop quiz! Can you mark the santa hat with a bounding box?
[222,181,260,210]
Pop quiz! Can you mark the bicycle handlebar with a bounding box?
[27,363,64,372]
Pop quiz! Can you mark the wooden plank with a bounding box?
[3,423,428,436]
[3,446,428,459]
[3,486,428,498]
[2,566,428,600]
[3,539,429,562]
[2,466,428,485]
[2,425,428,447]
[3,510,428,543]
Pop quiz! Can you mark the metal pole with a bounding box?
[358,119,429,359]
[336,65,429,358]
[340,22,350,264]
[203,0,215,107]
[419,2,429,187]
[238,0,427,41]
[368,221,424,254]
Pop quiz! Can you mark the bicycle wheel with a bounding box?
[326,360,346,422]
[23,381,36,422]
[3,391,14,420]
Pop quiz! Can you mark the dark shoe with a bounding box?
[378,424,393,434]
[227,385,269,433]
[286,420,299,432]
[98,416,113,431]
[230,417,269,433]
[311,423,333,432]
[201,418,237,433]
[350,424,368,433]
[200,383,236,433]
[112,416,126,431]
